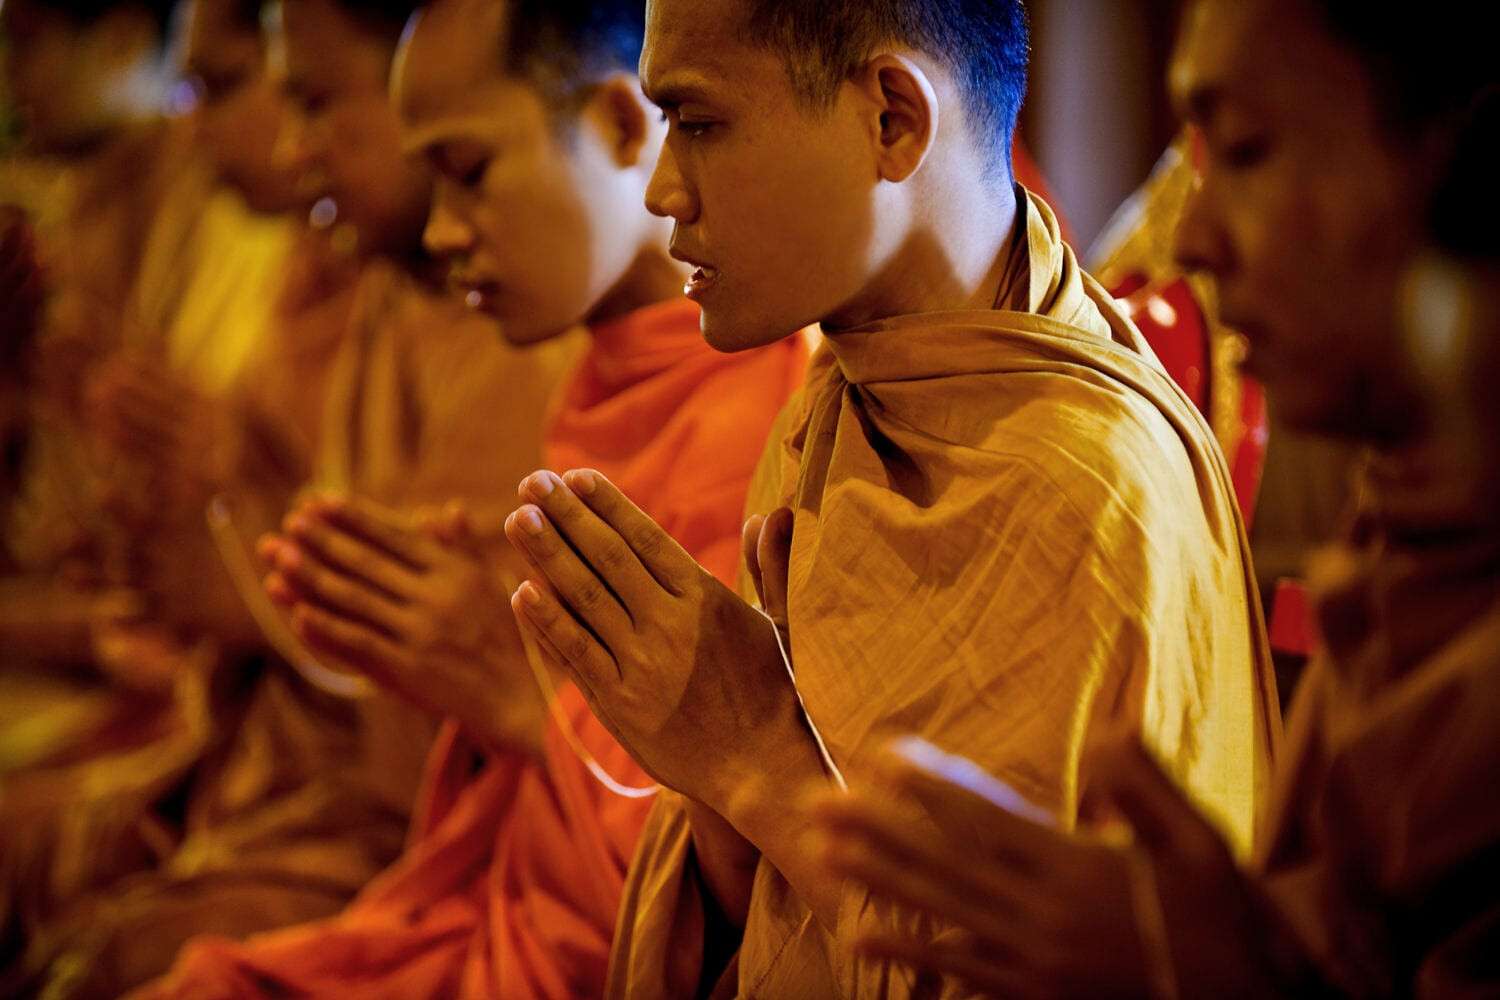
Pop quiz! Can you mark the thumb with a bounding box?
[757,507,793,625]
[1087,737,1221,859]
[742,514,767,608]
[442,500,474,546]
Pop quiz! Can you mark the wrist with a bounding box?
[717,716,830,852]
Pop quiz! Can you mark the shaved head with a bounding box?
[400,0,643,116]
[738,0,1029,173]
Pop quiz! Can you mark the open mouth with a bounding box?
[684,265,720,300]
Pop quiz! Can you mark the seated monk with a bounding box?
[0,0,187,582]
[1089,131,1352,707]
[505,1,1278,995]
[130,0,805,997]
[5,0,578,995]
[812,2,1500,995]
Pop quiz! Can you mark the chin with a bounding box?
[698,307,788,354]
[498,317,571,347]
[1263,372,1368,440]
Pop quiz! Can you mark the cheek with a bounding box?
[711,137,869,283]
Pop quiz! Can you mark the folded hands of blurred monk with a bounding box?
[259,494,549,756]
[813,736,1282,998]
[506,469,846,926]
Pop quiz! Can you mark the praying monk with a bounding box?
[1088,131,1352,707]
[506,0,1278,995]
[813,2,1500,995]
[6,0,576,995]
[0,0,182,681]
[133,0,806,996]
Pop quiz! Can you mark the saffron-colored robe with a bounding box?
[608,191,1281,998]
[133,297,808,999]
[1254,444,1500,995]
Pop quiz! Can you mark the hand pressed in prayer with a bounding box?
[260,495,548,755]
[811,736,1279,998]
[504,470,817,815]
[677,506,799,929]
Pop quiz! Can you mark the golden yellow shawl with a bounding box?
[609,191,1279,998]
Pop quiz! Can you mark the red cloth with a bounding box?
[134,299,807,999]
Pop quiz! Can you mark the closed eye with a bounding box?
[674,119,714,138]
[1221,136,1270,171]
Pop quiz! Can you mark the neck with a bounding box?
[587,246,688,329]
[825,178,1019,332]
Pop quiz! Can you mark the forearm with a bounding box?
[685,796,760,927]
[717,721,844,932]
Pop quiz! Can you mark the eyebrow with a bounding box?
[640,74,715,111]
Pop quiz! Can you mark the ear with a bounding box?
[852,53,939,183]
[587,73,653,170]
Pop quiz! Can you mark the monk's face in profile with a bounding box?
[271,0,430,256]
[181,0,299,214]
[640,0,882,352]
[394,0,670,344]
[1171,0,1429,440]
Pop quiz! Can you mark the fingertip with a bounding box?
[264,571,290,603]
[256,534,281,564]
[519,470,560,501]
[562,468,597,496]
[515,579,542,608]
[275,544,302,571]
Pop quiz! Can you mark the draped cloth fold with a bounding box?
[608,190,1280,998]
[134,298,808,999]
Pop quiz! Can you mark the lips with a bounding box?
[449,272,501,312]
[669,240,720,301]
[683,264,720,301]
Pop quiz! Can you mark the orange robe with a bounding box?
[1253,445,1500,995]
[135,298,808,999]
[608,192,1281,997]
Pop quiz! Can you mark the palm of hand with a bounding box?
[505,471,805,808]
[265,498,548,754]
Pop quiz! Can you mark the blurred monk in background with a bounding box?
[506,0,1277,995]
[0,0,180,673]
[814,2,1499,995]
[1090,133,1358,709]
[4,0,576,994]
[136,0,807,994]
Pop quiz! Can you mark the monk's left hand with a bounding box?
[261,494,548,755]
[812,735,1274,998]
[505,469,814,811]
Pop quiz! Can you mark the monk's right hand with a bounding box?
[260,495,547,756]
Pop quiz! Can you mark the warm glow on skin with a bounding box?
[269,0,431,258]
[390,0,682,345]
[639,0,1018,352]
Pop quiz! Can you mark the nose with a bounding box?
[272,108,314,176]
[644,141,698,223]
[422,181,475,259]
[1172,167,1231,279]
